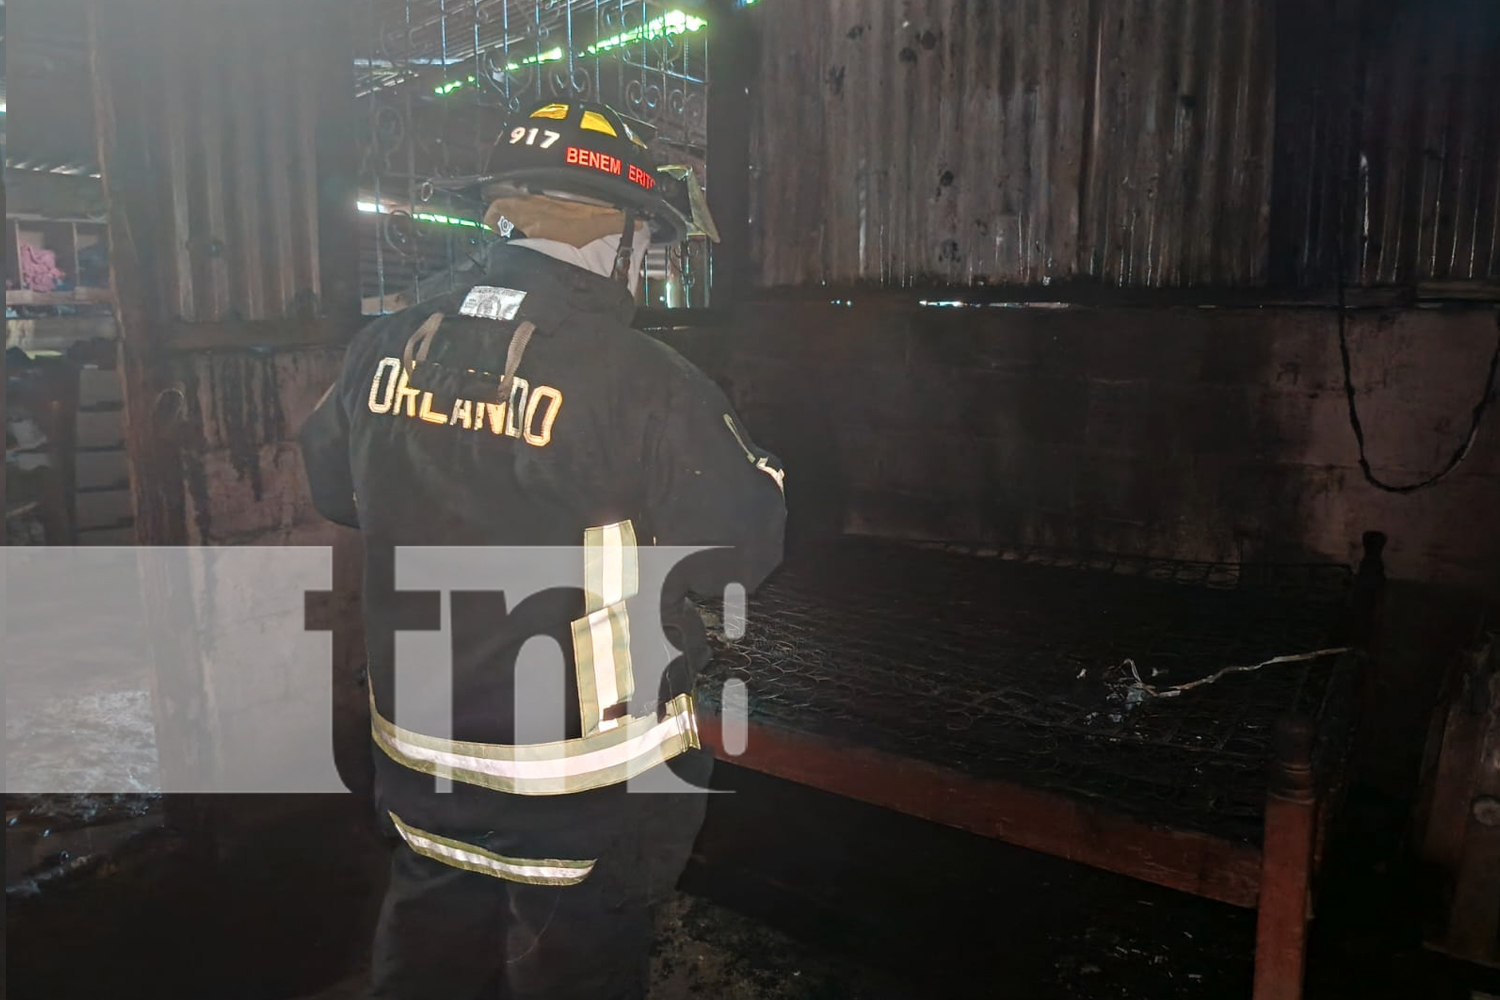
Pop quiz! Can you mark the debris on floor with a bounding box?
[5,794,164,899]
[649,893,914,1000]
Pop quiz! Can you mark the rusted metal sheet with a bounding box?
[1355,0,1500,287]
[92,0,355,324]
[750,0,1276,289]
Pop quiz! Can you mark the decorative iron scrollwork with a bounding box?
[382,211,420,258]
[358,0,712,313]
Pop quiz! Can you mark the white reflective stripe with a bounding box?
[372,691,700,796]
[384,706,681,780]
[601,522,626,607]
[388,812,595,886]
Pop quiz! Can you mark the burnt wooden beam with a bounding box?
[696,713,1264,909]
[87,0,186,547]
[7,315,119,353]
[161,318,354,354]
[88,3,215,841]
[6,288,116,308]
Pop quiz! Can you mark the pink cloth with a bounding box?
[20,244,67,293]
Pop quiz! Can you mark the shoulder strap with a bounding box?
[400,311,445,377]
[496,320,537,407]
[401,306,538,407]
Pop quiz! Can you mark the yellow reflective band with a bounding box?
[572,604,632,734]
[576,521,640,734]
[371,690,700,797]
[530,103,569,120]
[388,812,595,885]
[580,110,618,136]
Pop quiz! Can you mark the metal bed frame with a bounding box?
[693,531,1387,1000]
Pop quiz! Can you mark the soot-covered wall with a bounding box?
[176,346,345,546]
[661,303,1500,597]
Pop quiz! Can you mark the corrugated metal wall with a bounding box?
[91,0,358,549]
[1354,0,1500,286]
[95,0,356,323]
[1273,0,1500,288]
[748,0,1498,291]
[749,0,1277,289]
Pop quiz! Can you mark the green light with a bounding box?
[412,212,482,229]
[435,11,707,97]
[433,74,478,95]
[503,46,566,71]
[588,10,706,55]
[359,201,484,230]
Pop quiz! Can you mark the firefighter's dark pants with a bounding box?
[369,751,712,1000]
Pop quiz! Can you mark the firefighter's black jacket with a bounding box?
[299,245,785,860]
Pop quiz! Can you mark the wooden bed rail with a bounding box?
[697,714,1264,908]
[1253,716,1318,1000]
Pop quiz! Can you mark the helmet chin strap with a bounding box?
[610,210,638,285]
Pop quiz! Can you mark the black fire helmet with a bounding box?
[477,99,693,246]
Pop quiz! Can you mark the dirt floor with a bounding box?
[7,765,1500,1000]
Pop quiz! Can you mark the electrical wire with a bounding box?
[1114,648,1353,699]
[1328,71,1500,496]
[1336,284,1500,494]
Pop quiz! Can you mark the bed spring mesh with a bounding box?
[695,538,1362,844]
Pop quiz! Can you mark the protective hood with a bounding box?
[509,225,651,296]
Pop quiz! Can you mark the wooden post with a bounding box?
[1254,715,1318,1000]
[305,524,373,800]
[1350,530,1387,650]
[88,3,216,846]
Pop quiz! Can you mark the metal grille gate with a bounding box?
[354,0,712,315]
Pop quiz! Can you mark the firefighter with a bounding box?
[299,100,786,1000]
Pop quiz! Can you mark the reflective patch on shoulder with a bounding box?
[459,286,527,321]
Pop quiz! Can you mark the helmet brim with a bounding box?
[480,168,690,246]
